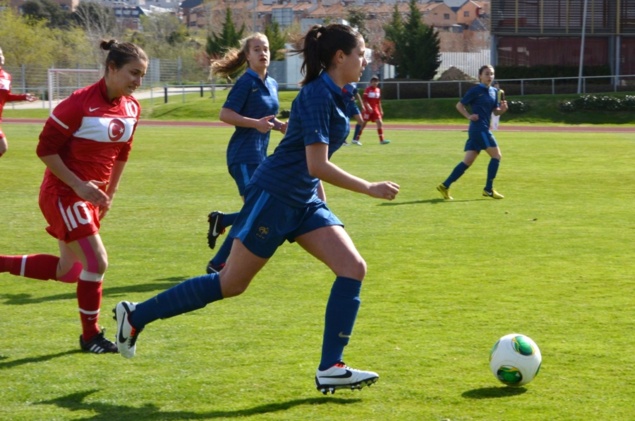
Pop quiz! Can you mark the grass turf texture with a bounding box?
[1,123,634,420]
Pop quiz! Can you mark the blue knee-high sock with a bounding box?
[485,158,500,191]
[353,124,362,140]
[443,161,470,187]
[130,273,223,329]
[223,212,238,227]
[319,276,362,371]
[211,234,233,268]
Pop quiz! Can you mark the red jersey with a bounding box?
[0,67,28,122]
[37,78,141,195]
[363,85,382,112]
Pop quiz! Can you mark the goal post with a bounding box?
[47,68,102,113]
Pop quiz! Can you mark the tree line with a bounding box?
[0,0,440,81]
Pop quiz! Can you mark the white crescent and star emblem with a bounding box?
[108,119,126,141]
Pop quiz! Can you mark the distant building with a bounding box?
[490,0,635,76]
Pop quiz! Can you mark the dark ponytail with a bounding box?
[292,24,361,86]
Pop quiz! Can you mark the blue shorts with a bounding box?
[346,102,361,118]
[229,185,343,259]
[464,131,498,152]
[228,163,260,196]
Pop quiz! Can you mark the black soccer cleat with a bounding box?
[79,329,118,354]
[207,211,226,249]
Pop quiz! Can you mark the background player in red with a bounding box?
[352,76,391,145]
[0,40,148,353]
[0,46,37,158]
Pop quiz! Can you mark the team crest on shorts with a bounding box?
[256,226,269,240]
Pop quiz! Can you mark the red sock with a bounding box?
[0,254,58,280]
[0,254,81,283]
[77,275,103,340]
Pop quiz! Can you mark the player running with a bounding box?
[0,40,148,353]
[437,64,508,200]
[114,24,400,394]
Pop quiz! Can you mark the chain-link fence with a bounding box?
[3,57,210,99]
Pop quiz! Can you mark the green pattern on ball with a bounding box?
[512,335,535,356]
[497,366,522,385]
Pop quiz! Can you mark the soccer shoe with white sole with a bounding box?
[352,140,362,146]
[207,211,225,249]
[79,329,118,354]
[483,189,504,199]
[315,362,379,394]
[436,183,453,200]
[113,301,142,358]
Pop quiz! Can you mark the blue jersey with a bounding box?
[342,82,360,117]
[461,83,500,132]
[251,72,349,207]
[223,68,279,166]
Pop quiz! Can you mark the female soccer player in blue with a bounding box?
[205,33,287,273]
[114,24,400,394]
[342,82,364,145]
[437,64,508,200]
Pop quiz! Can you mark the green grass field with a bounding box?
[1,122,634,420]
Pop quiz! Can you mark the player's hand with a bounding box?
[469,114,479,121]
[278,121,288,134]
[25,93,37,102]
[499,100,509,112]
[256,115,276,133]
[75,180,110,208]
[368,181,400,201]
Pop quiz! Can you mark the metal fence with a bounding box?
[157,75,635,105]
[5,57,635,106]
[3,58,210,99]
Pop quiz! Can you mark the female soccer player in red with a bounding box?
[352,76,391,145]
[0,46,37,158]
[0,40,148,354]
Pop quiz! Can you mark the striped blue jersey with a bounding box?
[223,68,279,166]
[251,72,349,207]
[461,83,500,132]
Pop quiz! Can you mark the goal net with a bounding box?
[47,68,102,113]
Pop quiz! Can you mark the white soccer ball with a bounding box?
[489,333,542,386]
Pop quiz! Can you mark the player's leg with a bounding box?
[483,145,503,199]
[353,119,367,145]
[437,149,479,200]
[65,234,117,353]
[295,206,378,393]
[206,164,255,272]
[0,191,84,283]
[376,118,390,144]
[116,188,277,358]
[352,113,364,141]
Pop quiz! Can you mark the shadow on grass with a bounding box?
[37,389,361,420]
[0,349,81,370]
[0,276,184,305]
[379,198,481,206]
[462,386,527,399]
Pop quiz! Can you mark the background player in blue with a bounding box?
[437,65,508,200]
[114,23,400,394]
[205,33,287,274]
[342,82,364,145]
